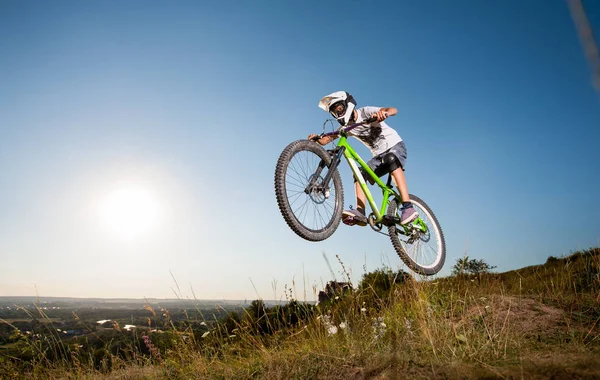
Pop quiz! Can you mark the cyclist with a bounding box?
[308,91,418,226]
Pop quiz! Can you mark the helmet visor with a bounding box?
[329,101,346,118]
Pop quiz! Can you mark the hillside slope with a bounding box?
[1,248,598,379]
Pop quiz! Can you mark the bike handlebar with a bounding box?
[363,116,379,124]
[310,116,379,141]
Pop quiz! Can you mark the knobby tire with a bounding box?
[387,194,446,275]
[274,140,344,242]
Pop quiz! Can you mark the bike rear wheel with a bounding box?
[387,195,446,275]
[274,140,344,242]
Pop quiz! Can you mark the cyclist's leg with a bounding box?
[342,182,368,226]
[342,156,381,226]
[391,168,418,224]
[391,167,410,203]
[384,141,409,201]
[354,181,367,211]
[386,142,418,224]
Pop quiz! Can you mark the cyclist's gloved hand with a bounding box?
[371,111,389,123]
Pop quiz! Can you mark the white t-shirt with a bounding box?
[343,106,403,156]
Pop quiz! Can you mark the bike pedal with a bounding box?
[342,217,357,226]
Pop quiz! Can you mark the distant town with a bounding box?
[0,296,291,347]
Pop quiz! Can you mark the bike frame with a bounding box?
[338,135,397,222]
[318,119,405,225]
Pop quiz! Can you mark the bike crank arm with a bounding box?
[383,216,429,234]
[381,215,401,227]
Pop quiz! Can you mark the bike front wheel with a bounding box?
[387,195,446,275]
[274,140,344,242]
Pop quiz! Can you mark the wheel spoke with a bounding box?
[387,196,445,275]
[283,149,338,233]
[275,141,344,242]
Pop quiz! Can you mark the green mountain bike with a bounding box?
[274,117,446,275]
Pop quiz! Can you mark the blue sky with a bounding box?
[1,0,599,300]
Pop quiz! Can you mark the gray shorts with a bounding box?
[357,141,407,184]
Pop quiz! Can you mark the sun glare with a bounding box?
[97,186,162,240]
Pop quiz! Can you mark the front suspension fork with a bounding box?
[304,147,345,194]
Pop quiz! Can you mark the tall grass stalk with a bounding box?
[1,248,598,379]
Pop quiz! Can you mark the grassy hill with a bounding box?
[1,247,598,379]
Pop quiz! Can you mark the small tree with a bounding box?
[451,256,496,276]
[359,268,410,300]
[244,299,270,335]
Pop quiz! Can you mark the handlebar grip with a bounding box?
[309,135,322,142]
[365,116,378,123]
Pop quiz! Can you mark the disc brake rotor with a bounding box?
[307,174,329,204]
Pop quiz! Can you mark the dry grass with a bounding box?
[1,248,599,379]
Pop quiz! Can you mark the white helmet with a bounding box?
[318,91,357,126]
